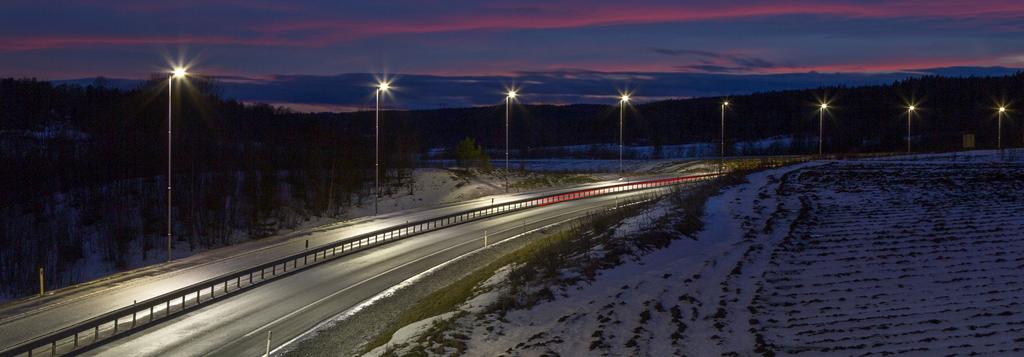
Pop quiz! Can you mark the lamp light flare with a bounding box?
[999,107,1006,113]
[172,67,188,79]
[620,94,631,103]
[507,90,518,99]
[908,105,916,111]
[723,101,729,106]
[820,103,829,110]
[377,81,391,92]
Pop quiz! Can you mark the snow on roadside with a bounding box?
[367,154,1024,356]
[366,162,817,356]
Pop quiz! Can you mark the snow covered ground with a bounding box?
[370,151,1024,356]
[419,157,719,175]
[425,135,799,161]
[756,158,1024,356]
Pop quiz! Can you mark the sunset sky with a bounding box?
[3,0,1022,109]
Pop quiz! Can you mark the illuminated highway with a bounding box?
[0,164,710,356]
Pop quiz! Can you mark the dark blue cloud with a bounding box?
[3,1,1024,80]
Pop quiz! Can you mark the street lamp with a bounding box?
[720,100,729,173]
[167,66,188,262]
[906,105,916,153]
[375,80,391,215]
[998,106,1007,151]
[504,89,517,192]
[618,93,631,174]
[818,102,829,156]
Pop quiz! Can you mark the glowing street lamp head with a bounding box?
[999,106,1007,113]
[171,67,188,79]
[506,89,518,99]
[908,105,916,111]
[722,101,729,106]
[620,94,631,103]
[820,103,829,110]
[377,81,391,92]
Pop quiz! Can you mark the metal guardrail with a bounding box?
[2,173,718,357]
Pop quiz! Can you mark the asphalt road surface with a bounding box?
[82,187,681,356]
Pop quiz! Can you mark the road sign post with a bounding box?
[38,267,44,297]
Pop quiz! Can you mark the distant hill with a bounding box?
[50,66,1024,110]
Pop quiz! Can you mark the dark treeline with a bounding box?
[407,73,1024,156]
[0,76,422,200]
[0,77,417,297]
[1,72,1022,297]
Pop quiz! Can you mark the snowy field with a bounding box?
[370,151,1024,356]
[424,135,798,162]
[756,158,1024,355]
[419,159,715,175]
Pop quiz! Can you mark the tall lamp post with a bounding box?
[998,106,1006,152]
[906,105,916,153]
[375,80,391,215]
[167,67,187,262]
[618,93,631,174]
[505,89,517,192]
[720,100,729,173]
[818,102,829,156]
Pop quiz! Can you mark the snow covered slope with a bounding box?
[372,152,1024,356]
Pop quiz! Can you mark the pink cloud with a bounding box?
[0,35,302,52]
[255,1,1024,40]
[7,1,1024,52]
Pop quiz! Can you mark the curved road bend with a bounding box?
[85,186,688,356]
[0,168,703,352]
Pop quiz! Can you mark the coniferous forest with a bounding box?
[1,73,1022,298]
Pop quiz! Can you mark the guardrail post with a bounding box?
[51,341,55,355]
[95,325,99,341]
[166,300,170,317]
[132,300,137,327]
[114,318,118,333]
[74,331,78,347]
[265,330,272,357]
[150,305,154,322]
